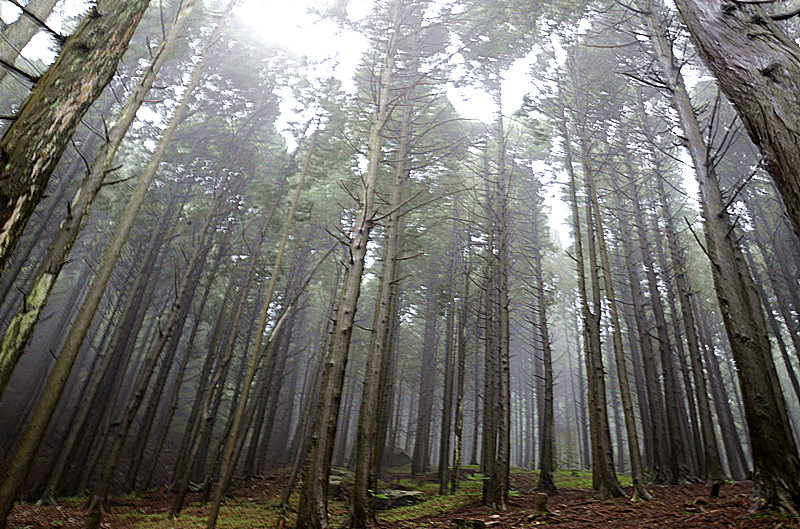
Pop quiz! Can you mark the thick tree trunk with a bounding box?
[0,0,200,398]
[0,0,152,275]
[0,9,224,522]
[672,0,800,240]
[643,0,800,510]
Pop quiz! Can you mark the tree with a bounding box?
[557,70,624,499]
[642,0,800,511]
[672,0,800,241]
[0,0,152,275]
[294,1,400,526]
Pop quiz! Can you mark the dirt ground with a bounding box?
[384,482,799,529]
[7,475,799,529]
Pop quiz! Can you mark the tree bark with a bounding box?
[672,0,800,240]
[0,0,152,275]
[0,0,200,399]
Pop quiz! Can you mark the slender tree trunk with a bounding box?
[141,234,229,492]
[293,2,398,522]
[412,275,439,476]
[585,166,649,499]
[85,184,228,529]
[527,180,556,495]
[695,309,749,480]
[170,264,236,489]
[653,172,725,484]
[438,287,455,494]
[451,219,471,492]
[36,200,176,504]
[559,90,623,498]
[206,118,322,529]
[350,33,410,521]
[125,245,209,491]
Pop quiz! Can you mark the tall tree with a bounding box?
[558,72,624,499]
[641,0,800,511]
[0,0,152,274]
[672,0,800,240]
[294,0,400,526]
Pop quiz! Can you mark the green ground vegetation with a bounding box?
[118,467,631,528]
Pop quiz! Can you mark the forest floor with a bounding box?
[7,468,799,529]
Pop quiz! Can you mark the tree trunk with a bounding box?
[141,233,229,492]
[695,309,749,480]
[350,26,409,520]
[586,162,650,500]
[642,0,800,510]
[206,117,321,529]
[0,0,152,275]
[412,275,439,476]
[293,3,397,524]
[559,89,624,499]
[85,181,227,529]
[653,171,725,484]
[0,0,200,396]
[672,0,800,240]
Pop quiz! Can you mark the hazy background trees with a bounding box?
[1,0,799,526]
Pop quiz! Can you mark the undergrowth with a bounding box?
[125,467,629,528]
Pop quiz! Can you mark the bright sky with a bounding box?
[237,0,570,238]
[2,0,568,236]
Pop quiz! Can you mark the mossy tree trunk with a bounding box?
[0,0,151,276]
